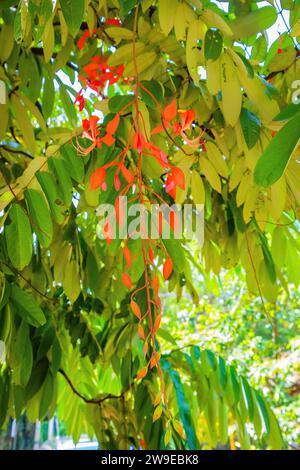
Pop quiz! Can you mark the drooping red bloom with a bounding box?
[277,48,283,54]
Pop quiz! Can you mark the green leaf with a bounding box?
[36,171,65,224]
[13,385,24,420]
[51,337,62,375]
[109,95,133,113]
[218,356,227,391]
[42,76,55,120]
[39,372,54,419]
[37,326,55,361]
[240,108,261,149]
[257,230,276,283]
[5,204,32,270]
[59,0,84,37]
[25,188,53,247]
[157,328,177,345]
[255,391,270,435]
[59,83,78,125]
[48,157,73,205]
[10,284,46,327]
[241,377,254,420]
[204,29,223,61]
[119,0,136,15]
[274,103,300,121]
[254,112,300,187]
[11,321,33,387]
[140,80,164,109]
[163,239,186,272]
[0,370,10,428]
[236,52,254,78]
[25,357,49,401]
[267,406,285,449]
[61,143,85,183]
[251,35,268,63]
[11,94,36,154]
[163,360,199,449]
[229,6,277,39]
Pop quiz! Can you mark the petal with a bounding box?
[90,167,106,190]
[163,99,177,122]
[106,113,120,135]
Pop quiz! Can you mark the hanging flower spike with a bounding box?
[90,167,106,191]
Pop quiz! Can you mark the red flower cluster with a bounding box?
[77,113,120,156]
[105,18,122,27]
[79,56,125,94]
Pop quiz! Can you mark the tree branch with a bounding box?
[58,368,126,404]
